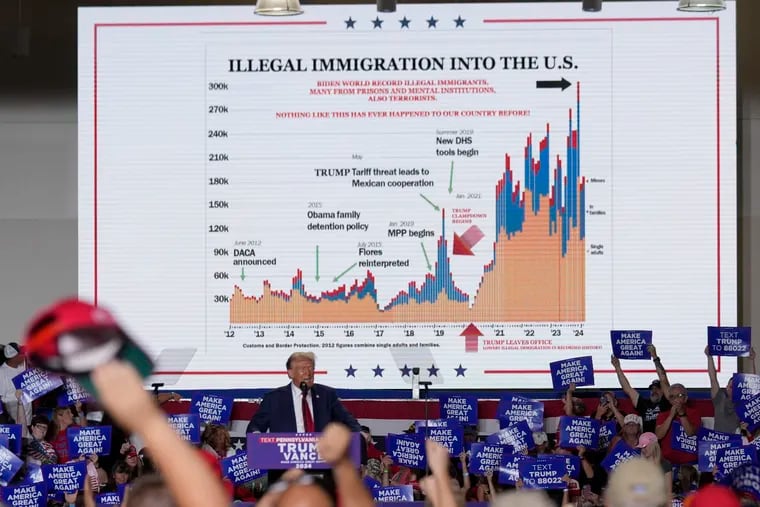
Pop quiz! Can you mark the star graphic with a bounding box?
[399,16,411,28]
[399,364,412,377]
[372,16,384,29]
[345,364,357,377]
[454,15,465,27]
[426,16,438,28]
[455,364,467,377]
[231,438,245,451]
[427,364,440,377]
[372,364,385,377]
[345,17,356,29]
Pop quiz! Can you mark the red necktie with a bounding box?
[302,393,315,433]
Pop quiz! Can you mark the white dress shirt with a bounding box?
[291,382,314,433]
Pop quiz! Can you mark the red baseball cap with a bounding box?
[684,484,740,507]
[23,299,152,389]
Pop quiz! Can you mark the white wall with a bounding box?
[0,97,77,341]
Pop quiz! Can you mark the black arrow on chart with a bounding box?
[536,78,571,91]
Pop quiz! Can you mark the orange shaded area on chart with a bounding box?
[229,190,584,324]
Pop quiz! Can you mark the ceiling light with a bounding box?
[582,0,602,12]
[377,0,397,13]
[677,0,726,12]
[254,0,303,16]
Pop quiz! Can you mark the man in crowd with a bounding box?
[610,343,672,433]
[0,343,31,427]
[655,383,701,465]
[706,346,756,434]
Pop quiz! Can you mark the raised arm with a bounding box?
[749,347,757,374]
[14,390,27,437]
[318,423,374,507]
[611,356,640,406]
[705,346,721,399]
[648,344,672,399]
[459,451,471,491]
[607,396,626,428]
[92,361,229,507]
[564,383,576,416]
[424,439,459,507]
[74,401,88,428]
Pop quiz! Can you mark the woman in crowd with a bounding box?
[637,432,673,502]
[607,413,643,453]
[24,414,57,465]
[46,402,86,463]
[200,423,233,459]
[466,470,495,503]
[595,392,626,431]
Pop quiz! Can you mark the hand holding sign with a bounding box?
[416,419,464,456]
[190,393,233,425]
[467,443,506,474]
[738,396,760,432]
[12,368,63,404]
[387,434,426,469]
[439,395,478,425]
[707,327,751,357]
[734,375,760,404]
[550,356,594,391]
[610,330,653,360]
[373,485,414,502]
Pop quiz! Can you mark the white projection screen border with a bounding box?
[77,2,737,393]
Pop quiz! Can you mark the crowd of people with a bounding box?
[352,345,760,507]
[0,342,757,507]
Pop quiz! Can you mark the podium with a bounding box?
[247,432,361,470]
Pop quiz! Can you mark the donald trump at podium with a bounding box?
[247,352,362,491]
[246,351,361,435]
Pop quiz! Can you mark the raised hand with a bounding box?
[425,439,450,477]
[316,423,351,464]
[91,361,159,432]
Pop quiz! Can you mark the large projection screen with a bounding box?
[77,2,737,392]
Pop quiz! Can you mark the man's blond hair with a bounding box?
[490,490,554,507]
[287,351,316,369]
[605,458,667,507]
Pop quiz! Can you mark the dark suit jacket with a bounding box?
[247,383,361,434]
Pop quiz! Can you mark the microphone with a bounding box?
[300,381,309,396]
